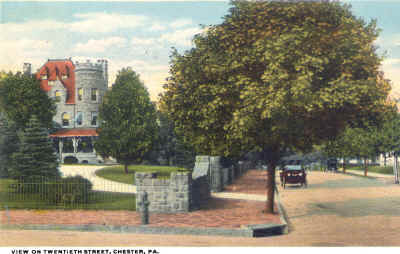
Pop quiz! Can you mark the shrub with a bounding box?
[47,176,93,204]
[10,176,93,205]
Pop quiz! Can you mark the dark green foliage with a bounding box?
[160,1,391,212]
[157,111,196,169]
[9,115,60,179]
[45,176,93,204]
[95,68,158,173]
[0,114,19,178]
[0,72,56,130]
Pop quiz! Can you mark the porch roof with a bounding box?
[50,128,98,137]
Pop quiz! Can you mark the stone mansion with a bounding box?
[24,58,108,164]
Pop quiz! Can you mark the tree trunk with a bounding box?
[394,155,399,184]
[342,159,346,173]
[364,158,368,177]
[265,160,276,214]
[124,163,129,174]
[384,154,387,167]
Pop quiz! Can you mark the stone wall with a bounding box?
[135,172,191,213]
[192,156,252,193]
[135,156,254,214]
[191,156,211,209]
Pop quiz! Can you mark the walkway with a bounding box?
[60,165,265,201]
[340,168,395,179]
[60,165,137,193]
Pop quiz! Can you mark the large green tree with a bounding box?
[0,72,56,130]
[9,115,60,179]
[0,114,19,177]
[160,1,392,213]
[95,68,158,173]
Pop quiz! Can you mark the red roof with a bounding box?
[50,128,98,137]
[36,59,76,104]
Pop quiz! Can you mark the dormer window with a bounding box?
[48,80,55,86]
[41,75,48,80]
[62,75,68,80]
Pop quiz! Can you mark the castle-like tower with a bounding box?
[33,58,108,164]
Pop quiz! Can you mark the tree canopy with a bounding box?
[0,114,19,178]
[95,68,158,173]
[160,0,392,212]
[9,115,60,179]
[0,72,56,130]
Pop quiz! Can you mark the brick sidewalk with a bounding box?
[0,170,280,229]
[225,170,268,195]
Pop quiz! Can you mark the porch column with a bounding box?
[73,136,78,154]
[59,138,63,162]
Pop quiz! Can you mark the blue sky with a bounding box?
[1,1,400,100]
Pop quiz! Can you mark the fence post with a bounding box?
[138,191,150,225]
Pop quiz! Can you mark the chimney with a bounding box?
[23,63,32,76]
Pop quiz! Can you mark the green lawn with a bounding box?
[0,178,136,210]
[345,165,394,175]
[95,165,188,185]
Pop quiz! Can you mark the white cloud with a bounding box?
[382,58,400,66]
[0,13,151,36]
[0,38,54,73]
[70,13,150,33]
[109,59,169,100]
[0,20,66,34]
[131,37,158,47]
[160,27,203,47]
[149,23,167,32]
[169,19,193,28]
[73,37,127,53]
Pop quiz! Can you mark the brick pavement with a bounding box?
[0,199,279,230]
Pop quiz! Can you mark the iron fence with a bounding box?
[0,176,136,210]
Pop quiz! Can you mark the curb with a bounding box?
[338,171,383,180]
[274,186,289,234]
[0,223,285,238]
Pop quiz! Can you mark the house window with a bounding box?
[78,88,83,101]
[55,90,61,102]
[62,75,68,80]
[91,112,98,126]
[91,88,98,101]
[76,112,83,126]
[48,80,56,86]
[41,75,48,80]
[62,113,70,126]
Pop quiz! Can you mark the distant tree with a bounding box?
[9,115,60,179]
[341,125,381,176]
[321,136,352,172]
[374,112,400,183]
[161,1,392,213]
[95,68,158,174]
[0,72,56,130]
